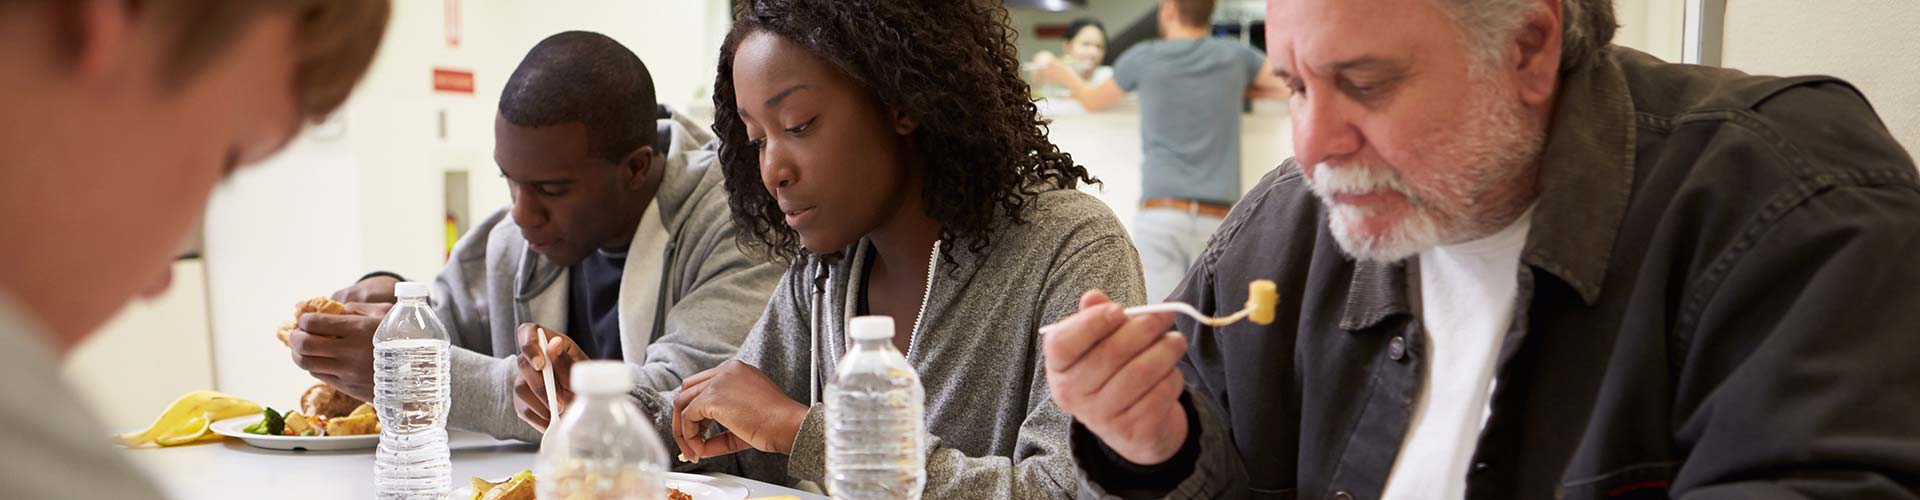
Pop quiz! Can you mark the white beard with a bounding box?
[1307,77,1544,263]
[1311,166,1446,263]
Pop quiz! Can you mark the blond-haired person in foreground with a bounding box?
[0,1,388,498]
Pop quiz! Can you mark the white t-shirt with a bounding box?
[1379,207,1534,500]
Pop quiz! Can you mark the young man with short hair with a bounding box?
[289,32,782,441]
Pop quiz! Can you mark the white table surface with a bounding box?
[122,429,825,499]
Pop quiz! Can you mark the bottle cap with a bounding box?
[848,316,896,340]
[395,282,430,299]
[571,361,634,395]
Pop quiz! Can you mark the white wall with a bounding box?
[63,260,214,430]
[1611,0,1686,62]
[1719,0,1920,155]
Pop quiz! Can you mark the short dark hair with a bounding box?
[1170,0,1213,28]
[1066,17,1106,42]
[499,31,657,163]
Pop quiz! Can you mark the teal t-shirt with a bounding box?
[1114,37,1267,205]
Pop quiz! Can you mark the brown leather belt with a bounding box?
[1142,198,1232,218]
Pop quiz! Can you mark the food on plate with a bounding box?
[300,382,364,423]
[284,408,314,435]
[241,407,287,435]
[118,390,262,447]
[470,470,535,500]
[325,403,380,436]
[514,465,679,500]
[242,398,380,437]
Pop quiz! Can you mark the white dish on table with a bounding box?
[208,415,379,452]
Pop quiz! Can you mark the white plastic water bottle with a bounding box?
[536,360,667,500]
[826,316,927,499]
[372,282,452,499]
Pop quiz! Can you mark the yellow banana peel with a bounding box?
[118,390,261,448]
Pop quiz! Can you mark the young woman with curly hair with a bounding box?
[630,0,1147,496]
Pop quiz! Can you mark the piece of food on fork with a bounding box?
[1039,279,1278,335]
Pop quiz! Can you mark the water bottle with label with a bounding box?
[826,316,927,499]
[373,281,452,499]
[536,360,667,499]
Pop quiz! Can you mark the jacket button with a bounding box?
[1332,492,1354,500]
[1388,336,1408,361]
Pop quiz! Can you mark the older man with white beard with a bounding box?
[1042,0,1920,498]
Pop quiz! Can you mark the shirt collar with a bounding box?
[1340,47,1636,330]
[1521,46,1635,305]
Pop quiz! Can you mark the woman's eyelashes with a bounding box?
[745,116,816,150]
[783,117,817,136]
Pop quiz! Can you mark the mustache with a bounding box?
[1306,162,1421,207]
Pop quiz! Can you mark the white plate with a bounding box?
[209,415,379,451]
[447,472,748,500]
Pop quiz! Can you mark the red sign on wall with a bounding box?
[433,67,474,95]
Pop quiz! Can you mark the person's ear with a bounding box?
[56,0,132,83]
[1509,0,1563,108]
[621,145,655,191]
[891,110,918,136]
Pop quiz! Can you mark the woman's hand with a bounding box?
[1032,50,1058,67]
[1037,58,1080,86]
[672,360,811,462]
[1031,50,1068,84]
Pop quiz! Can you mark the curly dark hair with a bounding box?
[712,0,1098,263]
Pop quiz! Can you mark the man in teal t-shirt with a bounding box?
[1041,0,1288,300]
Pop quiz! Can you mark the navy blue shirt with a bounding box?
[565,247,627,360]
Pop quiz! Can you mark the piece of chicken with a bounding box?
[300,382,365,419]
[274,297,348,346]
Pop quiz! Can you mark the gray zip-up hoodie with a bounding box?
[435,108,783,442]
[632,188,1147,499]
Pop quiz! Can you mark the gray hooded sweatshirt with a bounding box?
[632,188,1147,499]
[437,108,783,442]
